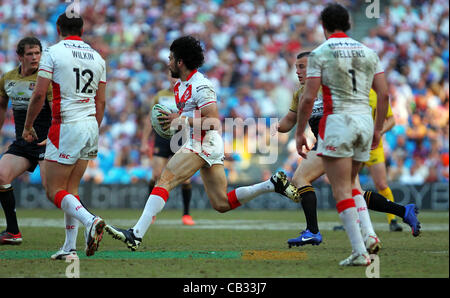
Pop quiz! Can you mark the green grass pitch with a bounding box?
[0,208,448,278]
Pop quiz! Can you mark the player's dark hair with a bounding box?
[170,36,205,70]
[56,12,84,36]
[320,3,351,33]
[297,52,311,59]
[16,37,42,56]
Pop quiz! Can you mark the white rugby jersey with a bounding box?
[38,36,106,123]
[173,70,217,141]
[306,32,383,116]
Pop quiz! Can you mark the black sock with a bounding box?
[0,186,19,234]
[182,184,192,216]
[364,191,406,219]
[148,178,156,195]
[299,185,319,234]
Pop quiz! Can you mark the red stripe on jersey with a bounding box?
[329,32,349,39]
[174,84,192,114]
[198,101,215,109]
[39,69,53,74]
[64,36,83,41]
[48,81,62,149]
[186,69,197,81]
[321,84,333,116]
[51,81,62,124]
[319,84,333,139]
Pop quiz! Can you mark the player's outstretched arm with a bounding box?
[278,111,297,133]
[23,76,50,142]
[382,116,395,135]
[140,114,153,154]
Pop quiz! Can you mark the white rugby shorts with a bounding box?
[182,130,224,167]
[45,116,99,165]
[316,113,373,162]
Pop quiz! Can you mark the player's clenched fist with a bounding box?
[296,132,309,159]
[22,126,38,143]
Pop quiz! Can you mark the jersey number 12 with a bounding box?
[73,68,94,94]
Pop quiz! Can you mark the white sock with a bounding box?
[62,213,79,251]
[133,194,166,238]
[60,194,94,228]
[235,179,274,205]
[337,198,367,255]
[353,190,376,240]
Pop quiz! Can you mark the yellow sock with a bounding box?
[379,187,395,223]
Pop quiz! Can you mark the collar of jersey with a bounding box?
[17,64,38,77]
[184,69,197,82]
[328,32,349,39]
[64,35,83,41]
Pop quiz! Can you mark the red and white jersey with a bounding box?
[174,70,216,117]
[38,36,106,123]
[306,32,383,116]
[174,70,217,140]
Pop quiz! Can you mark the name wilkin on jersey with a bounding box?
[72,50,94,60]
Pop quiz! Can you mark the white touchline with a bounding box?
[3,218,448,231]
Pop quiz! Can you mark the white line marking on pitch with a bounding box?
[5,218,448,231]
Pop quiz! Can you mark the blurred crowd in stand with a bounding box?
[0,0,448,186]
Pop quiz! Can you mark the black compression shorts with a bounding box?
[4,139,45,172]
[308,116,321,151]
[153,133,174,159]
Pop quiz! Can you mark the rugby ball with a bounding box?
[151,104,174,139]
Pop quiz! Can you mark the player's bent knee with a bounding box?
[0,171,11,185]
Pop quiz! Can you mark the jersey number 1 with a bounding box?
[73,68,94,94]
[348,69,357,93]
